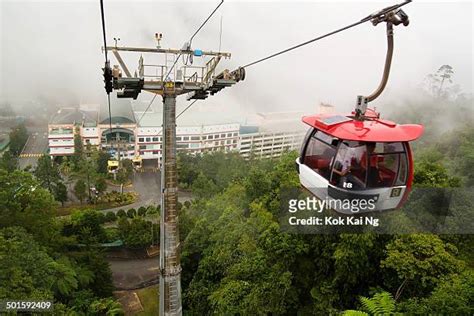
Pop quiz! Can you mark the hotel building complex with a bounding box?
[47,100,307,164]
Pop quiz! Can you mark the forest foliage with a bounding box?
[176,91,474,314]
[0,169,122,314]
[0,65,472,314]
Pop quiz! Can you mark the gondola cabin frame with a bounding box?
[296,111,423,213]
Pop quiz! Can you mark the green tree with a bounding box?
[425,65,456,99]
[74,179,87,204]
[47,257,79,297]
[381,234,464,300]
[398,270,474,315]
[191,172,218,199]
[0,170,57,244]
[75,250,114,297]
[116,158,133,185]
[34,155,68,205]
[177,151,200,188]
[116,209,126,218]
[413,160,460,187]
[96,151,111,174]
[0,227,55,300]
[95,176,108,194]
[68,289,96,313]
[35,155,62,193]
[0,151,18,171]
[74,158,98,202]
[66,209,107,245]
[118,217,152,248]
[8,123,28,156]
[71,126,84,170]
[53,181,68,206]
[184,190,306,315]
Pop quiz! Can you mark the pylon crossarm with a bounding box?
[105,45,231,58]
[111,49,132,78]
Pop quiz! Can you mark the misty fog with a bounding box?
[0,0,472,119]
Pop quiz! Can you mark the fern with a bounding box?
[360,291,396,315]
[342,310,369,316]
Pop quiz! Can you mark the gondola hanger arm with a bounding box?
[355,6,410,119]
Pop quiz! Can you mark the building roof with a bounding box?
[239,125,259,134]
[244,111,307,133]
[83,110,98,127]
[302,112,424,142]
[99,98,136,125]
[50,108,98,126]
[135,108,240,127]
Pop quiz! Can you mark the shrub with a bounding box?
[147,206,157,215]
[118,217,152,248]
[104,227,119,242]
[105,212,117,222]
[138,206,147,216]
[116,209,126,218]
[97,212,106,224]
[127,208,137,218]
[184,200,191,209]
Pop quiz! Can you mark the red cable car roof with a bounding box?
[302,113,423,142]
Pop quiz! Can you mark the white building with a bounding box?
[136,110,240,162]
[239,112,307,159]
[48,100,307,162]
[48,108,99,156]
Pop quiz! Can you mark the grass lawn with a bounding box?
[136,285,159,315]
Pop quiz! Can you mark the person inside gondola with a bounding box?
[361,142,381,187]
[331,143,366,189]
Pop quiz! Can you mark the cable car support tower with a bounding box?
[99,2,244,315]
[98,0,412,314]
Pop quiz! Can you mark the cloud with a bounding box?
[1,0,472,117]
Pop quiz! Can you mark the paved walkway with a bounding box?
[108,257,159,290]
[103,170,193,213]
[104,171,161,213]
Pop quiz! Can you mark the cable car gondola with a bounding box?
[296,5,423,213]
[296,110,423,213]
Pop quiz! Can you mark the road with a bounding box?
[108,257,159,290]
[19,129,48,169]
[106,171,162,213]
[103,169,193,213]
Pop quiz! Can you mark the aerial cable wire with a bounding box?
[139,0,411,127]
[99,0,108,61]
[177,99,199,119]
[99,0,113,135]
[138,0,225,125]
[189,0,224,45]
[163,0,224,83]
[160,1,412,125]
[241,0,412,69]
[167,1,412,129]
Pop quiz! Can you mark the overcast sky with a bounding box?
[0,0,472,117]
